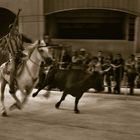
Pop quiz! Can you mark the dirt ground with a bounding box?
[0,87,140,140]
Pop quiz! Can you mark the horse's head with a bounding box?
[27,40,53,66]
[27,40,53,67]
[38,46,53,60]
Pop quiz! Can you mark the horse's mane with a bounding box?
[26,40,39,57]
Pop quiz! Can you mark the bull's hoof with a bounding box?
[43,92,50,98]
[55,102,60,109]
[74,110,80,114]
[1,111,8,117]
[32,92,38,97]
[9,103,21,111]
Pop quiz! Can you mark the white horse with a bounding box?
[0,40,52,116]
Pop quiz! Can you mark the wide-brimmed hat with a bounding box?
[80,48,85,51]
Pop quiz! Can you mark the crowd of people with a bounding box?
[60,48,140,95]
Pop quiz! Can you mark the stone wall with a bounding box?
[45,0,139,15]
[0,0,44,40]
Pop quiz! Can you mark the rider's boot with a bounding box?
[9,75,16,94]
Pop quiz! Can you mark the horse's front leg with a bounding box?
[9,86,22,110]
[0,79,8,116]
[20,89,31,107]
[9,92,22,111]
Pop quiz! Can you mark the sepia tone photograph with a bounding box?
[0,0,140,139]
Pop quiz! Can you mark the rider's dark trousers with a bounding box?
[9,58,19,93]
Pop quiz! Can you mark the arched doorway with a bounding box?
[45,9,136,41]
[0,7,15,38]
[0,8,16,64]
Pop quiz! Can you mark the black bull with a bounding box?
[32,69,104,113]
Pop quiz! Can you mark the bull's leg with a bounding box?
[0,79,8,116]
[32,88,42,97]
[32,83,47,97]
[55,92,67,109]
[74,97,80,114]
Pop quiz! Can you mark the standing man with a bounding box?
[97,51,104,65]
[112,54,124,94]
[103,54,114,93]
[71,50,83,69]
[125,54,137,95]
[79,48,88,70]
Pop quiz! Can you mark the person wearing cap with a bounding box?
[112,54,125,94]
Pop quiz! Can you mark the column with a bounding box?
[123,15,129,40]
[37,0,45,40]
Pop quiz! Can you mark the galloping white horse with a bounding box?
[0,40,52,116]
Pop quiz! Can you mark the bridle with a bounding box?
[29,46,45,67]
[25,46,45,82]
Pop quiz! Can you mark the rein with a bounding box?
[25,46,44,82]
[29,58,41,67]
[29,47,45,67]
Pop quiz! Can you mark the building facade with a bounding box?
[0,0,140,57]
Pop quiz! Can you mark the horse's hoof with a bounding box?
[9,103,21,111]
[1,111,8,117]
[32,93,37,97]
[55,103,60,109]
[74,110,80,114]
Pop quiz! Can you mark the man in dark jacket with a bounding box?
[112,54,124,94]
[125,54,137,95]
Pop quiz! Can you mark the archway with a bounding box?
[0,7,16,38]
[0,8,16,65]
[45,9,136,41]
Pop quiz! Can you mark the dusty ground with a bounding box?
[0,87,140,140]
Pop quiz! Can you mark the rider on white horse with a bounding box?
[7,24,26,94]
